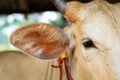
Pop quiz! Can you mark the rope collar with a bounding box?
[52,53,73,80]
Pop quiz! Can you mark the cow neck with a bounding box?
[52,53,73,80]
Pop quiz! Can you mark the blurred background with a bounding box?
[0,0,119,51]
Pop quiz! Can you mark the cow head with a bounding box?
[11,0,120,80]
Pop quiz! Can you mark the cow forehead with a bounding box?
[77,1,120,34]
[81,11,120,36]
[81,15,117,50]
[78,1,120,22]
[74,1,120,49]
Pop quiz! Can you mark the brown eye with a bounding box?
[82,38,96,48]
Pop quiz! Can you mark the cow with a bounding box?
[0,0,120,80]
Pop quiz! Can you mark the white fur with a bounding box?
[23,42,36,50]
[78,1,120,80]
[33,48,44,57]
[64,29,75,49]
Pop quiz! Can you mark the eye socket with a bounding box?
[82,38,96,48]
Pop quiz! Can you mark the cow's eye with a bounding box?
[82,38,96,48]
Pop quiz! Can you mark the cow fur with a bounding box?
[1,0,120,80]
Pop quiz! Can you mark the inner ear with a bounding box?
[11,23,69,59]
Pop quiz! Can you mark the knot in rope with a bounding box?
[52,53,73,80]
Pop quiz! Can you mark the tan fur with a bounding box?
[1,0,120,80]
[0,51,67,80]
[67,23,115,80]
[65,0,120,80]
[64,1,83,22]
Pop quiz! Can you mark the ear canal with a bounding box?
[11,23,69,59]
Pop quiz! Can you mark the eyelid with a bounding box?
[81,35,92,43]
[82,38,90,42]
[82,35,110,51]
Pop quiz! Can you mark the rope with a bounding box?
[52,57,63,80]
[52,53,73,80]
[63,59,73,80]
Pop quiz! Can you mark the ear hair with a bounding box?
[11,23,69,59]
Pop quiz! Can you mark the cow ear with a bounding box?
[11,23,69,60]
